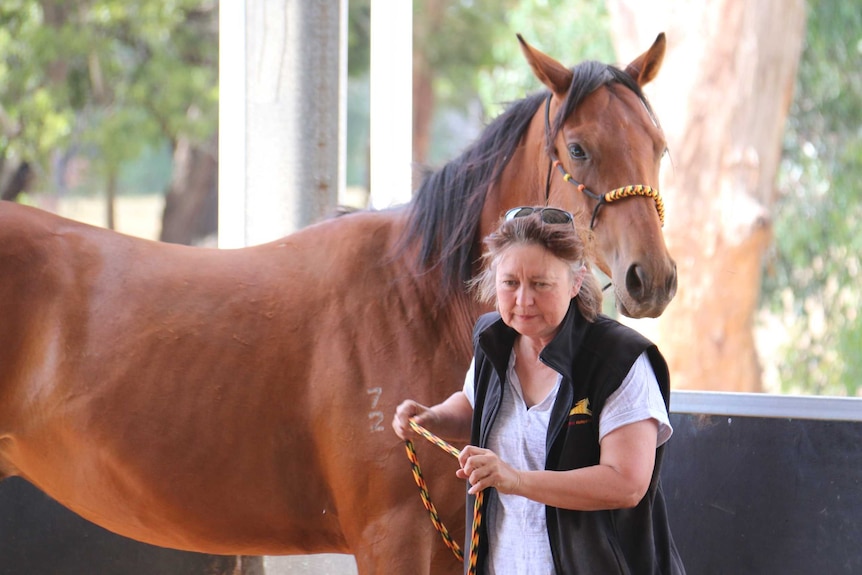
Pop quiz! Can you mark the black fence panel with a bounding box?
[0,478,237,575]
[661,412,862,575]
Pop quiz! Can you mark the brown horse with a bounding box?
[0,35,674,574]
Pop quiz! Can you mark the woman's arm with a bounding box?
[458,418,659,510]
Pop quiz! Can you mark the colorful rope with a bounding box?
[406,419,484,573]
[404,438,464,562]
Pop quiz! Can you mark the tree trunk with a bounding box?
[412,50,435,167]
[412,0,448,169]
[606,0,806,391]
[160,133,218,246]
[105,167,117,231]
[1,161,33,202]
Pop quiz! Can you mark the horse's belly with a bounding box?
[14,430,349,554]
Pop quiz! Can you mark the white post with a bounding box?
[219,0,347,249]
[368,0,414,209]
[217,0,247,249]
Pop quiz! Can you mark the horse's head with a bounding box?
[518,34,677,318]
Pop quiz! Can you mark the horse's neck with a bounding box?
[443,291,488,359]
[403,270,484,362]
[478,116,549,242]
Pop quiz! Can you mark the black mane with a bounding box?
[401,91,545,294]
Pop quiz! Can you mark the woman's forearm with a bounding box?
[505,419,659,510]
[422,391,473,443]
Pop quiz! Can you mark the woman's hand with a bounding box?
[391,400,436,440]
[392,391,474,443]
[457,445,522,495]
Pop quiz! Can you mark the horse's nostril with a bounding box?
[625,264,646,300]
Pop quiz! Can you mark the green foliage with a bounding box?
[347,0,370,76]
[0,0,217,194]
[413,0,613,164]
[414,0,519,110]
[474,0,614,118]
[762,0,862,396]
[0,4,75,160]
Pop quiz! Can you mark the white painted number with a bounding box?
[367,387,384,432]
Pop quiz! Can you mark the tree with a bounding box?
[0,1,78,200]
[0,0,218,244]
[762,0,862,396]
[473,0,615,119]
[605,0,807,391]
[412,0,516,164]
[154,2,218,245]
[412,0,616,166]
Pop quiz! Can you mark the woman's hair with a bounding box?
[469,209,603,322]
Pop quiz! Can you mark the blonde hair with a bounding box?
[469,210,603,322]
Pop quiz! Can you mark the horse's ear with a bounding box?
[517,34,573,97]
[624,32,666,87]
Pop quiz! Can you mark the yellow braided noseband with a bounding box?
[604,184,665,226]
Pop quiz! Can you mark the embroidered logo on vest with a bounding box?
[568,398,592,425]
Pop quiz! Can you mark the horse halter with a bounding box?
[542,94,665,229]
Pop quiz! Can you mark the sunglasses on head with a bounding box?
[504,206,574,226]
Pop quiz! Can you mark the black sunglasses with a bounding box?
[504,206,574,226]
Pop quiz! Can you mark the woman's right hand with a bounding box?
[391,400,435,440]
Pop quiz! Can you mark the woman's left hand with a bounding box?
[457,445,522,495]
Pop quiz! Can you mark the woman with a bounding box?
[392,206,685,574]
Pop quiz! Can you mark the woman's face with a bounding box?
[495,243,582,342]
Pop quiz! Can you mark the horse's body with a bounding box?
[0,36,675,573]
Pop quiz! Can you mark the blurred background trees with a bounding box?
[0,0,859,396]
[762,0,862,396]
[0,0,217,243]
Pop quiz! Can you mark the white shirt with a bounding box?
[462,350,672,575]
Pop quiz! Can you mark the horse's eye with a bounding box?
[568,144,587,160]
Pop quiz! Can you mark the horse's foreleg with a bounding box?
[235,556,265,575]
[349,504,461,575]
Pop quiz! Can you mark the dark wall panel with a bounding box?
[0,478,237,575]
[661,413,862,575]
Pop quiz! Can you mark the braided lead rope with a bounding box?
[406,419,484,573]
[404,439,464,562]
